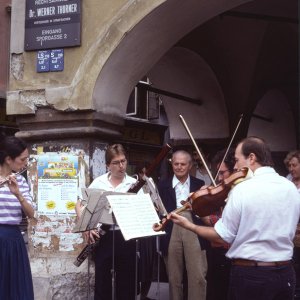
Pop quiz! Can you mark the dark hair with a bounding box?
[213,148,235,173]
[105,144,126,165]
[239,136,274,167]
[0,135,27,165]
[284,150,300,169]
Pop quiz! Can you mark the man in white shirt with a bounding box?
[170,137,300,300]
[158,150,208,300]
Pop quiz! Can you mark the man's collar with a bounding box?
[172,175,190,188]
[107,172,127,183]
[253,166,274,176]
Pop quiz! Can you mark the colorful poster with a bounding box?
[37,153,78,215]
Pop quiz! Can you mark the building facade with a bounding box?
[0,0,298,298]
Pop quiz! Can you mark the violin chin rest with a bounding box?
[232,178,245,186]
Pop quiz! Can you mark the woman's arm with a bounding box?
[7,175,35,218]
[15,193,34,218]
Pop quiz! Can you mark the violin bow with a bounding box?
[179,114,217,187]
[214,114,243,182]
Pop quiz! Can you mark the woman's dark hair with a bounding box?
[239,136,274,167]
[213,148,236,173]
[105,144,126,165]
[0,135,27,164]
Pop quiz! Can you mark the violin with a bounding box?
[153,167,248,232]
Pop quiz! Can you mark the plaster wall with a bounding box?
[7,0,250,117]
[0,0,11,97]
[26,140,107,299]
[8,0,166,114]
[248,90,297,151]
[147,47,229,142]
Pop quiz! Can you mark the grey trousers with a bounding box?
[165,210,207,300]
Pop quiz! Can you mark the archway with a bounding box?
[147,47,228,143]
[91,0,251,133]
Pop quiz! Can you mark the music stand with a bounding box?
[75,190,165,300]
[73,188,118,233]
[73,189,130,300]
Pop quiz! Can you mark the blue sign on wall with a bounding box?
[50,49,64,71]
[37,50,50,72]
[37,49,64,72]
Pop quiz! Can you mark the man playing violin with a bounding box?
[170,137,300,300]
[157,150,208,300]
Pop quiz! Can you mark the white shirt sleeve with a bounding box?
[214,188,242,244]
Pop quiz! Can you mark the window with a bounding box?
[126,77,160,120]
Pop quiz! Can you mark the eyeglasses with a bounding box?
[110,159,127,166]
[218,169,229,176]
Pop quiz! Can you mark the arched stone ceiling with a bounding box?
[89,0,297,143]
[92,0,251,120]
[175,8,297,139]
[147,47,228,142]
[248,90,296,151]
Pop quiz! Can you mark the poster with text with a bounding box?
[37,153,78,215]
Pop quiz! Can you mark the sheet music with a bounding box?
[107,193,165,241]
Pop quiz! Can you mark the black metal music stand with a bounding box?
[73,189,128,300]
[73,189,117,232]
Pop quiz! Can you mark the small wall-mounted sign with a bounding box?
[50,49,64,71]
[37,50,50,72]
[37,49,64,73]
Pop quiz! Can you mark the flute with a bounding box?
[0,168,28,187]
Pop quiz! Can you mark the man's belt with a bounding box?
[231,258,291,267]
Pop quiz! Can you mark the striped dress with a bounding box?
[0,175,35,300]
